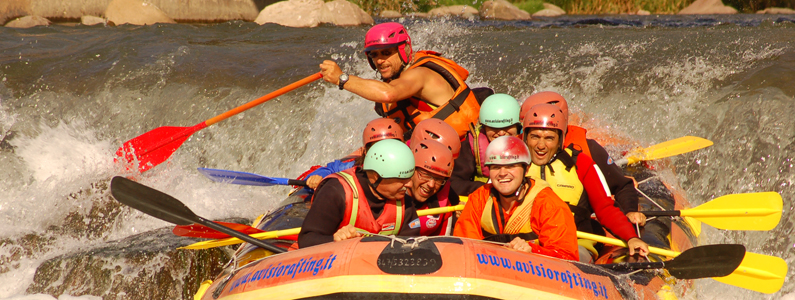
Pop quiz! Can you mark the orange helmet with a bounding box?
[522,103,568,140]
[410,119,461,158]
[520,91,568,123]
[411,139,453,177]
[363,118,404,147]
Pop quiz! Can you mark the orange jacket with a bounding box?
[453,180,579,261]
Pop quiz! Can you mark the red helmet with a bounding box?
[363,118,404,146]
[410,119,461,159]
[411,139,453,177]
[485,136,531,166]
[364,22,412,70]
[522,103,568,139]
[520,91,568,122]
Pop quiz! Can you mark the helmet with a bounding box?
[522,103,568,139]
[363,118,404,146]
[363,139,415,179]
[520,91,568,122]
[484,136,531,166]
[410,119,461,158]
[479,94,521,129]
[411,140,453,178]
[364,22,412,70]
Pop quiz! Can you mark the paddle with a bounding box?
[197,168,307,187]
[109,176,286,254]
[577,231,787,294]
[599,244,745,279]
[115,73,322,173]
[172,221,265,239]
[615,136,713,167]
[641,192,782,231]
[176,204,468,249]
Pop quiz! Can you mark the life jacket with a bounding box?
[480,179,549,240]
[467,123,490,182]
[328,168,404,235]
[416,183,453,236]
[374,50,481,139]
[564,125,591,158]
[525,146,596,234]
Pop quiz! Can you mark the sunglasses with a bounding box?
[367,49,397,59]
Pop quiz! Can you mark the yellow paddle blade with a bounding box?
[713,251,787,294]
[623,136,713,165]
[179,227,301,250]
[576,231,787,294]
[683,192,782,231]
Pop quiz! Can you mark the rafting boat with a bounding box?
[190,164,704,300]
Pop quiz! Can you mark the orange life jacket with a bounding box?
[375,50,481,139]
[564,125,591,158]
[326,168,403,235]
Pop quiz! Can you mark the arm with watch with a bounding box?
[318,60,427,104]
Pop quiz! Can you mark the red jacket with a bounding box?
[453,180,579,261]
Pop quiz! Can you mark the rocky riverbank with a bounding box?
[5,0,794,28]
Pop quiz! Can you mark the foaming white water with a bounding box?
[0,121,113,236]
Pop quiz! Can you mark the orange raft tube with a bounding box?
[197,235,672,299]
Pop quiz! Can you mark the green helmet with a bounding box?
[479,94,521,129]
[363,139,415,179]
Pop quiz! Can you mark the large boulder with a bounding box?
[105,0,176,25]
[5,15,50,28]
[479,0,531,20]
[429,5,478,18]
[255,0,333,27]
[678,0,737,14]
[536,2,565,16]
[2,0,259,25]
[756,7,795,14]
[81,15,106,25]
[324,0,373,26]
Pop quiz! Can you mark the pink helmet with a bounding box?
[520,91,568,122]
[411,139,453,177]
[410,119,461,159]
[364,22,413,70]
[363,118,404,146]
[522,103,568,139]
[485,136,531,166]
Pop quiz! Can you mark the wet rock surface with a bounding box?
[26,225,237,299]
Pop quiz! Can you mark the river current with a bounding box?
[0,15,793,299]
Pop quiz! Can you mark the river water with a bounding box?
[0,15,793,299]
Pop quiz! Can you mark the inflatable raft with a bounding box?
[191,165,703,300]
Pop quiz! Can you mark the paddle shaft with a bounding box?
[197,216,286,253]
[120,73,322,173]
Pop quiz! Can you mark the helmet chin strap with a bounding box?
[367,174,392,200]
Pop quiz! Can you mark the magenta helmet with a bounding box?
[364,22,412,70]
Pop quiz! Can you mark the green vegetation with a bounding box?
[351,0,793,15]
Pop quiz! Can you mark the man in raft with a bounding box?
[319,22,486,139]
[297,139,420,248]
[453,136,579,261]
[522,104,649,262]
[450,94,522,197]
[301,118,404,190]
[406,139,459,236]
[520,92,646,226]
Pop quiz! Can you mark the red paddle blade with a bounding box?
[173,221,265,239]
[115,123,206,173]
